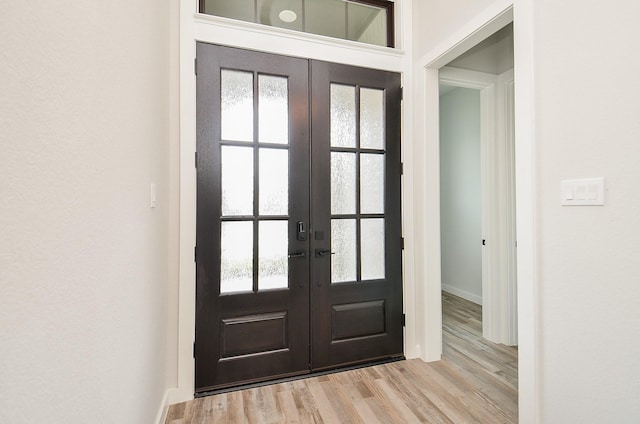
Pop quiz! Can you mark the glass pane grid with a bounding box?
[220,69,292,294]
[330,84,387,285]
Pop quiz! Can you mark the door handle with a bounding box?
[315,249,335,258]
[288,251,306,259]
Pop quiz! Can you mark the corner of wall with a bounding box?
[155,390,171,424]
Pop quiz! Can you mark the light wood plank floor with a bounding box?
[166,292,518,423]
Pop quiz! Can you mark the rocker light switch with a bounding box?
[561,178,604,206]
[150,183,157,208]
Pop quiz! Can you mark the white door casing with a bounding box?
[440,66,517,345]
[415,0,539,422]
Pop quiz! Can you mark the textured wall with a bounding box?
[0,1,171,422]
[533,0,640,421]
[412,0,497,59]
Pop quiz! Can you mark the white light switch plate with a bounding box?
[561,178,604,206]
[150,183,157,208]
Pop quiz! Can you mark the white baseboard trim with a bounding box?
[442,284,482,305]
[155,389,170,424]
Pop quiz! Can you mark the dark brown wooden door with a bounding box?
[195,43,311,392]
[195,43,403,393]
[309,61,403,369]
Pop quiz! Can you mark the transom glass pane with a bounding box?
[259,148,288,215]
[330,84,356,148]
[259,221,288,290]
[221,70,254,142]
[306,0,346,39]
[221,221,254,293]
[259,75,289,144]
[360,153,385,214]
[257,0,303,32]
[331,152,356,215]
[347,2,388,46]
[361,218,385,280]
[203,0,254,22]
[221,146,253,216]
[201,0,393,48]
[331,219,357,283]
[360,88,385,149]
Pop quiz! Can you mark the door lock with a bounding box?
[296,221,307,241]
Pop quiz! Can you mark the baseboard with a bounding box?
[442,284,482,305]
[155,389,170,424]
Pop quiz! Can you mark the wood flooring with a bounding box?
[165,292,518,423]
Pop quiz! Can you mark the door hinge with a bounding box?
[194,58,197,75]
[194,246,197,262]
[402,314,406,327]
[401,237,405,250]
[482,239,486,246]
[400,162,404,175]
[195,151,198,168]
[400,87,403,100]
[193,341,196,358]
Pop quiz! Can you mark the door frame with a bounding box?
[171,0,415,406]
[171,1,538,422]
[415,1,539,422]
[439,66,518,345]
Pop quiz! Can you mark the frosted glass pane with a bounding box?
[331,152,356,215]
[331,219,357,283]
[221,70,253,142]
[221,146,253,216]
[360,153,385,214]
[330,84,356,147]
[259,75,288,144]
[360,88,385,149]
[258,221,288,290]
[361,219,385,281]
[221,221,253,293]
[259,148,288,215]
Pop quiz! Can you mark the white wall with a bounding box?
[415,0,640,421]
[413,0,497,58]
[439,87,482,303]
[0,1,173,423]
[533,0,640,421]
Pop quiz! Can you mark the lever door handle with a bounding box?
[288,251,306,259]
[315,249,335,257]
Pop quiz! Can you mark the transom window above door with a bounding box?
[199,0,395,48]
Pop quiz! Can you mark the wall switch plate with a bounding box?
[561,178,604,206]
[150,183,157,208]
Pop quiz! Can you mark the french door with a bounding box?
[195,43,403,393]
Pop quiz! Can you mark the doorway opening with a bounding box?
[438,23,516,346]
